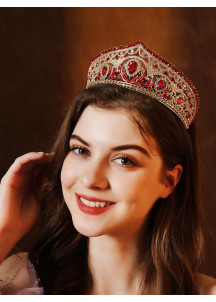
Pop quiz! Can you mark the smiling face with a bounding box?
[61,105,169,238]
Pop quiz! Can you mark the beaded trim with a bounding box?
[86,41,199,129]
[0,253,26,292]
[0,253,40,293]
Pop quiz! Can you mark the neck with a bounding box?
[88,231,144,295]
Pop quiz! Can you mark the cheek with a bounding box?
[114,170,163,206]
[60,156,78,189]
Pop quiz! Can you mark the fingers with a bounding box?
[1,152,54,186]
[11,152,53,172]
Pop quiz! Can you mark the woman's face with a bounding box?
[61,105,168,238]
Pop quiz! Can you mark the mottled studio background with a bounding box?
[0,7,215,277]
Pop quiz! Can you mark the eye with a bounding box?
[69,145,90,156]
[114,156,136,167]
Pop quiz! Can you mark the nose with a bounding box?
[80,160,110,190]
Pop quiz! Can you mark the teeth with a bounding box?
[89,201,95,207]
[80,197,111,208]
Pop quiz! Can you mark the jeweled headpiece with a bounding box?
[86,41,199,129]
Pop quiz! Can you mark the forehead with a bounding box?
[72,106,158,154]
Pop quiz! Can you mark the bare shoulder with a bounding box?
[196,272,216,295]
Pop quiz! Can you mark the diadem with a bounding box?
[86,41,199,129]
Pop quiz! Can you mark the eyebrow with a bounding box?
[70,134,151,158]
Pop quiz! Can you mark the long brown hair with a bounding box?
[29,83,204,294]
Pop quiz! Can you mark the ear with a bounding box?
[160,164,183,198]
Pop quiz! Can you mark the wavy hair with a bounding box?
[29,84,204,294]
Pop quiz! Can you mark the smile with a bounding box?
[80,197,111,208]
[75,193,116,215]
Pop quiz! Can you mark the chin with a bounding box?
[72,217,107,238]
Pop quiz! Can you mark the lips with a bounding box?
[75,193,116,215]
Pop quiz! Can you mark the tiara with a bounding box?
[86,41,199,129]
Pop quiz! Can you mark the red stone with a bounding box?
[162,89,169,98]
[186,113,191,119]
[122,71,128,80]
[147,77,154,86]
[141,69,147,78]
[128,61,138,74]
[110,69,116,79]
[144,58,149,63]
[177,83,182,89]
[114,72,122,81]
[157,80,166,90]
[95,74,101,81]
[146,78,155,91]
[102,66,107,75]
[177,97,183,104]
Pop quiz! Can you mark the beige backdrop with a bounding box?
[0,7,215,278]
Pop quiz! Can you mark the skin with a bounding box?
[0,152,53,264]
[0,106,215,294]
[60,105,182,294]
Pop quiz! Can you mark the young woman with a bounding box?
[0,41,215,295]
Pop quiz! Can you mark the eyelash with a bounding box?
[115,155,136,167]
[69,145,89,156]
[69,145,137,167]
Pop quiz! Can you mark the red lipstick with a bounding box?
[75,193,116,215]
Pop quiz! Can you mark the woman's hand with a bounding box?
[0,152,53,242]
